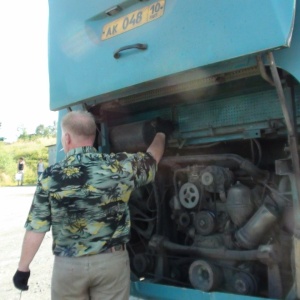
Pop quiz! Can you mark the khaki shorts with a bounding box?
[51,250,130,300]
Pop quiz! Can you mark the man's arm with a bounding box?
[146,132,166,164]
[18,230,46,271]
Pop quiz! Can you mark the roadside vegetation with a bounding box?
[0,125,56,186]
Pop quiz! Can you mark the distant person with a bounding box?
[17,157,25,186]
[12,111,173,300]
[37,159,45,179]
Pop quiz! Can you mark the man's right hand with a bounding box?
[154,117,174,138]
[13,270,30,291]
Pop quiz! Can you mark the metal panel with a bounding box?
[130,281,267,300]
[48,0,296,110]
[274,0,300,82]
[113,86,300,145]
[179,90,282,133]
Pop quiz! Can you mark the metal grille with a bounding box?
[179,89,283,132]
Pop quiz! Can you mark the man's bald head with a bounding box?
[61,111,96,152]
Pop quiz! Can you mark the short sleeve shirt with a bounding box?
[25,146,157,257]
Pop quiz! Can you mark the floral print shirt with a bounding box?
[25,146,157,257]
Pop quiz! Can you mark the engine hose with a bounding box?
[160,154,269,181]
[152,182,161,234]
[150,236,275,264]
[279,175,290,193]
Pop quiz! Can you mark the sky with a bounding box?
[0,0,58,142]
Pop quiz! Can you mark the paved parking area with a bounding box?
[0,186,52,300]
[0,186,144,300]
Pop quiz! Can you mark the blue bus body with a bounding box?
[48,1,300,299]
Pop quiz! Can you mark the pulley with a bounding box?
[231,272,258,295]
[189,260,223,292]
[179,182,200,209]
[193,210,216,235]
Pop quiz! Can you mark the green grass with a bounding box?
[0,137,56,186]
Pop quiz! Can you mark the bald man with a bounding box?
[13,111,170,300]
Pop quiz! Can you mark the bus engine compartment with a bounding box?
[87,65,300,299]
[128,151,293,298]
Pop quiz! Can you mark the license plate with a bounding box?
[102,0,165,40]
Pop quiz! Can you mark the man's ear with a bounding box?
[65,132,71,145]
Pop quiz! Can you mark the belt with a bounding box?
[102,244,126,254]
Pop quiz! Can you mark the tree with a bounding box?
[35,122,57,138]
[35,124,46,136]
[16,122,57,140]
[17,125,29,140]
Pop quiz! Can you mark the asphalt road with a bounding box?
[0,186,142,300]
[0,186,52,300]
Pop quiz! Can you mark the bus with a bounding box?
[48,1,300,299]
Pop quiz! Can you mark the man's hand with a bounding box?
[154,117,174,139]
[13,270,30,291]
